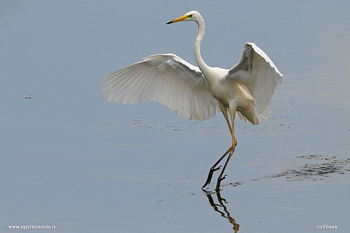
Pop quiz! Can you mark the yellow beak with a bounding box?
[166,15,187,24]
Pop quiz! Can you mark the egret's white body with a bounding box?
[100,11,282,190]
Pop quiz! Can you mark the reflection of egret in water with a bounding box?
[204,191,240,232]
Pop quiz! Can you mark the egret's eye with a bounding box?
[187,14,193,18]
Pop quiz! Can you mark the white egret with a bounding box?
[100,11,282,191]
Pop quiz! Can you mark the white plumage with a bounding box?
[100,11,282,191]
[101,54,220,121]
[101,43,282,122]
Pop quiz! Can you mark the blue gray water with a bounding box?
[1,1,349,232]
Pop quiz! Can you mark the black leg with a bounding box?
[215,149,234,191]
[202,147,233,189]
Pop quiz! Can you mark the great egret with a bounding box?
[100,11,282,191]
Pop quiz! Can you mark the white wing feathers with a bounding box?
[100,54,220,121]
[229,43,283,120]
[101,44,282,123]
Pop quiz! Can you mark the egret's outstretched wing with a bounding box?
[100,54,220,121]
[228,43,283,120]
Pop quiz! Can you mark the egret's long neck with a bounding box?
[195,18,212,77]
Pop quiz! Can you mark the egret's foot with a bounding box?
[202,166,222,189]
[202,146,233,190]
[215,175,227,191]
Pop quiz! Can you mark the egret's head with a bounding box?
[166,11,202,24]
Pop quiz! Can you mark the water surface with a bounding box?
[0,1,349,232]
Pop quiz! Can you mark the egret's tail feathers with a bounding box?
[236,105,271,125]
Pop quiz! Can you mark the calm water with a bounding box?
[1,1,350,232]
